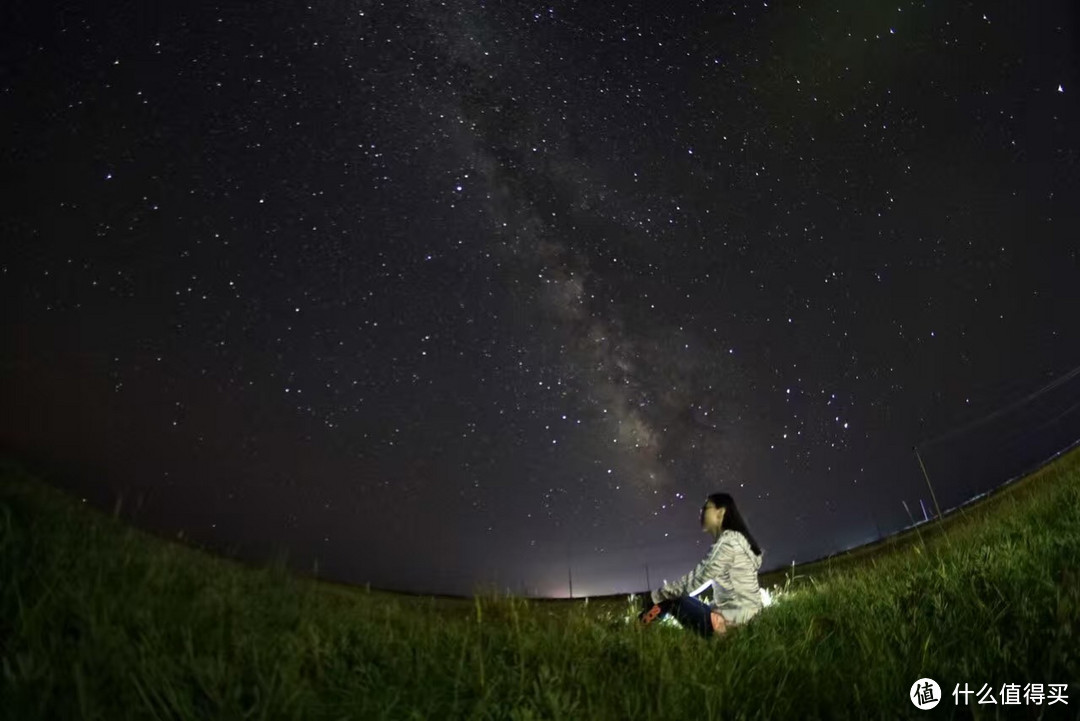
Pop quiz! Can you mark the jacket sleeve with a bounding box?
[652,534,735,603]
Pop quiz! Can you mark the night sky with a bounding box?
[3,1,1079,598]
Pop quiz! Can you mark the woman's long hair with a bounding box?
[702,492,762,555]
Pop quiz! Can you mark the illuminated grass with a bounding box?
[2,447,1079,719]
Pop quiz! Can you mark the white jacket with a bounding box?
[652,529,764,624]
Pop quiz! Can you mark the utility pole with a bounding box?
[645,563,651,592]
[912,445,944,522]
[901,499,916,526]
[567,539,573,599]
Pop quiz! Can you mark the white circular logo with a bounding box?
[910,678,941,709]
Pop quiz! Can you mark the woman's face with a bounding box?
[701,502,726,535]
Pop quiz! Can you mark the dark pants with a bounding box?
[657,596,717,638]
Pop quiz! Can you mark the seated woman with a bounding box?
[639,492,764,637]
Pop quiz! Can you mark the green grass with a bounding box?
[2,447,1079,720]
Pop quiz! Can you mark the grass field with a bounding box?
[2,447,1079,720]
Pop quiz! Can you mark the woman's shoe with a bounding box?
[639,603,663,625]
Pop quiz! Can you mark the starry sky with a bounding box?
[3,0,1079,598]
